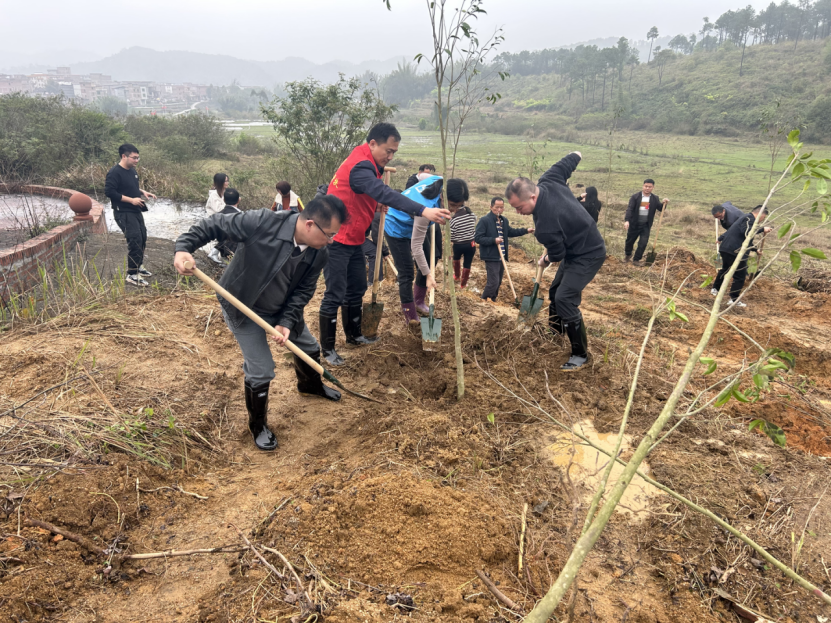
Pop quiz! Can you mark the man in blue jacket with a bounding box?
[711,205,772,308]
[474,197,534,301]
[173,197,347,451]
[506,152,606,371]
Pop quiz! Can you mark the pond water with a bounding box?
[0,194,208,242]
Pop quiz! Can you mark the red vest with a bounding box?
[328,143,380,246]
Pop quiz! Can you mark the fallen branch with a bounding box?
[138,485,208,500]
[24,518,105,555]
[261,546,315,610]
[476,569,523,613]
[124,546,245,560]
[518,503,528,576]
[229,523,285,580]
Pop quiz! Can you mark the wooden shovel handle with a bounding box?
[386,255,398,277]
[651,204,667,252]
[429,223,436,306]
[371,170,391,299]
[182,261,323,375]
[498,244,518,300]
[535,254,545,283]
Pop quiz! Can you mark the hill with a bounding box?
[66,47,406,87]
[416,39,831,141]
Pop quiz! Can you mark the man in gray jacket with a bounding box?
[174,196,347,451]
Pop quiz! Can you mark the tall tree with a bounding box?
[646,26,660,63]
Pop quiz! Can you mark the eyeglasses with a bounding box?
[127,155,140,161]
[312,220,337,240]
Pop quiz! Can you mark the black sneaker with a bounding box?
[126,274,149,287]
[138,266,152,277]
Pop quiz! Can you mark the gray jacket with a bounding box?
[175,210,326,330]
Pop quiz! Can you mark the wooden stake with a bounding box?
[519,502,528,576]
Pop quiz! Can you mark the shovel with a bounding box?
[183,260,380,404]
[497,242,520,307]
[385,255,398,277]
[517,255,546,327]
[714,218,722,269]
[361,168,394,337]
[644,199,669,266]
[748,234,766,279]
[421,224,442,349]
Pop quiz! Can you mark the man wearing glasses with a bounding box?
[320,123,451,366]
[105,143,157,287]
[174,196,348,451]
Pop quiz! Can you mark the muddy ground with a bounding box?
[1,238,830,623]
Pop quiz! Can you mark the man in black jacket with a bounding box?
[623,179,667,266]
[215,187,242,260]
[474,197,534,301]
[506,152,606,371]
[363,208,390,286]
[711,205,772,308]
[104,143,157,287]
[405,164,436,189]
[712,201,744,232]
[174,196,347,451]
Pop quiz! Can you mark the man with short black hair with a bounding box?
[712,201,743,232]
[474,197,533,301]
[711,205,772,308]
[105,143,157,287]
[214,188,242,260]
[406,164,437,189]
[320,122,451,366]
[505,152,606,371]
[623,178,667,266]
[174,196,348,451]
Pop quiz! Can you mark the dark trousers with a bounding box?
[549,255,605,323]
[321,241,367,316]
[482,261,504,300]
[386,236,416,304]
[452,241,476,268]
[362,239,384,285]
[113,210,147,274]
[625,220,651,261]
[416,226,442,288]
[713,252,748,300]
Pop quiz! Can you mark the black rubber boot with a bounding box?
[295,350,341,401]
[244,381,278,451]
[561,318,589,371]
[319,312,345,366]
[548,301,564,335]
[341,305,379,346]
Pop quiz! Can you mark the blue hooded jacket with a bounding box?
[385,175,443,239]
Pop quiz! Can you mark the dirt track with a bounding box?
[1,246,830,622]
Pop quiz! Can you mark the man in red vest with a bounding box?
[321,122,451,366]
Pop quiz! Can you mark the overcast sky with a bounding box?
[1,0,776,65]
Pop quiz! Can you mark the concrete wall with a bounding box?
[0,184,106,299]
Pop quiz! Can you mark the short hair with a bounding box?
[490,196,504,207]
[752,205,769,215]
[275,181,291,195]
[302,195,348,227]
[419,164,436,172]
[366,122,401,145]
[420,179,444,201]
[223,187,240,205]
[447,179,469,204]
[504,178,535,201]
[213,172,228,189]
[119,143,139,157]
[643,178,655,185]
[711,205,725,216]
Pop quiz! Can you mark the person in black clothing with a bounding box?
[104,143,157,287]
[474,197,534,301]
[506,152,606,371]
[405,164,436,189]
[363,208,390,285]
[712,202,743,232]
[214,188,242,260]
[623,179,668,266]
[711,205,772,308]
[174,196,347,451]
[578,186,602,223]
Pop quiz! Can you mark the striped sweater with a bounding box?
[450,208,477,243]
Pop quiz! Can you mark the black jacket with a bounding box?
[624,191,664,227]
[369,210,390,256]
[175,210,326,330]
[105,164,145,213]
[405,173,419,189]
[720,212,763,256]
[579,197,602,223]
[216,204,241,258]
[474,211,528,261]
[719,202,744,232]
[533,153,606,262]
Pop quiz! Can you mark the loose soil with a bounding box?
[1,237,830,623]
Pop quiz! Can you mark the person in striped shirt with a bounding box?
[449,183,476,288]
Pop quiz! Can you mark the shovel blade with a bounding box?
[361,301,384,338]
[421,307,441,350]
[518,295,545,326]
[644,250,657,266]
